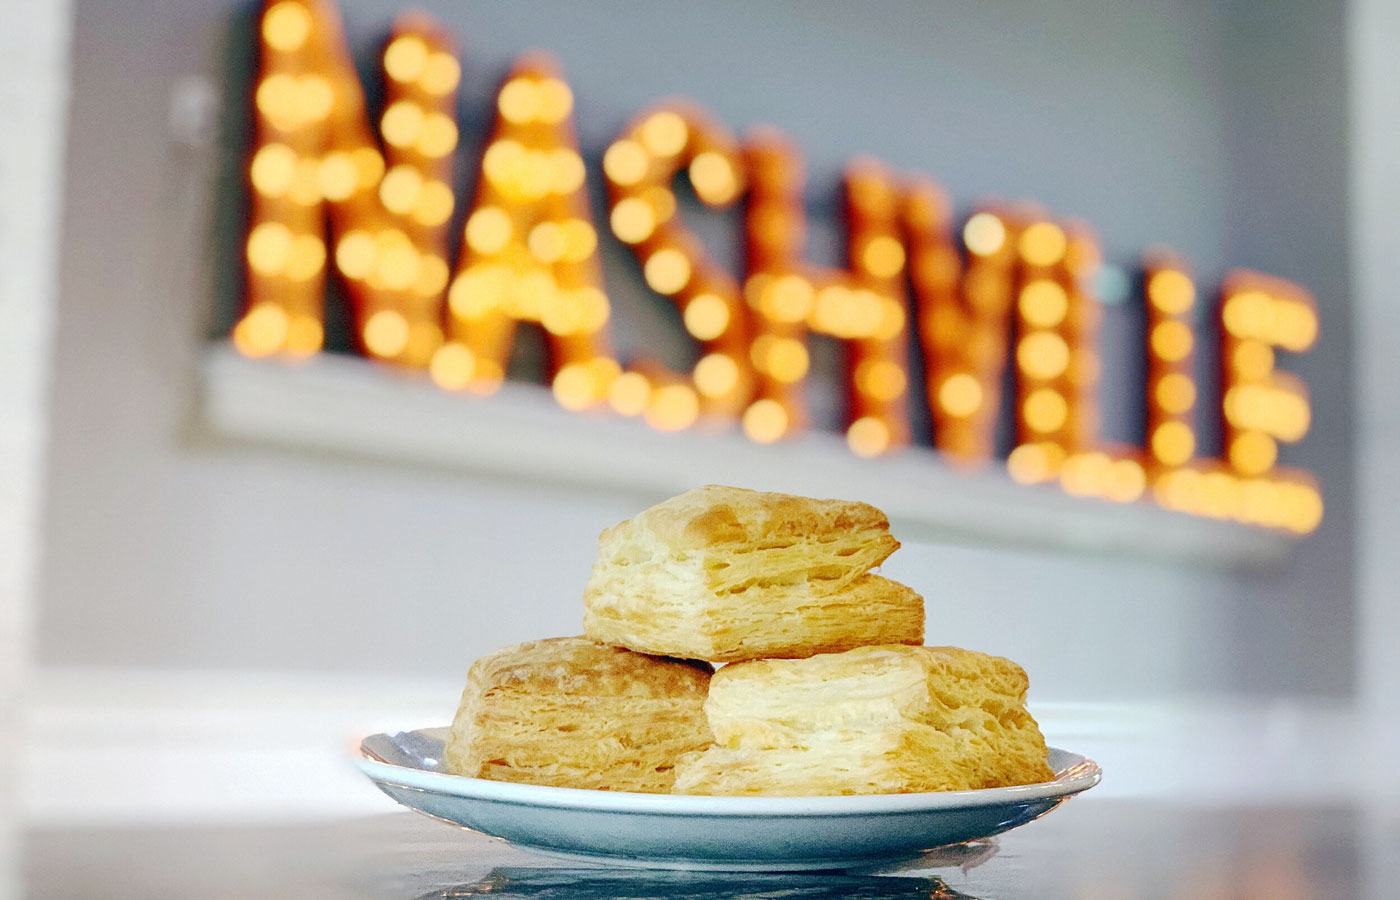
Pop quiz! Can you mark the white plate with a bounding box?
[357,728,1100,871]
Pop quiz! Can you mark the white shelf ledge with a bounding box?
[197,344,1291,567]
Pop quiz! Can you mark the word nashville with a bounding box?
[234,0,1321,534]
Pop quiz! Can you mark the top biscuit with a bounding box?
[629,484,897,552]
[583,486,924,661]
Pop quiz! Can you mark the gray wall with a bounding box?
[38,0,1353,698]
[1218,0,1354,694]
[1351,0,1400,803]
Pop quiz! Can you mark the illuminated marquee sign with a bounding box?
[234,0,1322,535]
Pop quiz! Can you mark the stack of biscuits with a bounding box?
[444,485,1054,795]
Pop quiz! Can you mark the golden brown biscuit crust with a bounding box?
[583,486,919,661]
[462,636,712,698]
[626,485,897,552]
[584,574,924,662]
[673,644,1054,795]
[444,637,712,793]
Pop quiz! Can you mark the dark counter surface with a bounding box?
[25,799,1398,899]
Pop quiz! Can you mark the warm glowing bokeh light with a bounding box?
[1016,332,1070,379]
[379,164,423,214]
[411,180,454,226]
[693,353,740,398]
[603,140,649,186]
[1150,320,1193,362]
[250,143,297,196]
[1019,222,1067,266]
[335,230,374,279]
[285,234,326,281]
[764,337,810,383]
[856,359,907,402]
[412,254,450,296]
[384,35,429,83]
[610,197,656,244]
[643,248,691,294]
[317,151,357,201]
[642,185,677,223]
[232,303,290,357]
[689,151,738,204]
[246,222,293,275]
[1023,388,1069,433]
[640,110,688,156]
[1223,384,1311,441]
[1229,431,1278,476]
[607,371,651,416]
[1019,280,1069,327]
[683,293,730,340]
[420,52,461,95]
[1105,458,1147,503]
[761,276,815,324]
[861,235,906,279]
[535,79,574,123]
[283,314,323,356]
[645,383,700,431]
[1148,269,1195,314]
[465,206,512,255]
[552,362,599,411]
[938,372,983,417]
[742,399,788,444]
[381,100,424,147]
[1155,373,1196,414]
[1232,340,1275,381]
[429,342,476,390]
[963,213,1006,256]
[496,78,536,123]
[363,309,411,358]
[1222,289,1318,351]
[1059,451,1112,497]
[847,416,891,458]
[1151,420,1196,466]
[527,221,566,263]
[263,1,312,52]
[1007,442,1065,485]
[415,113,458,158]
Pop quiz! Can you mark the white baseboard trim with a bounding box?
[21,667,1368,826]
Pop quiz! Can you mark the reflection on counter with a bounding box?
[415,868,983,900]
[25,802,1387,899]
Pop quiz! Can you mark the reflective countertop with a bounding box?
[25,799,1400,899]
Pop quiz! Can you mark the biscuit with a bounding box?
[443,637,713,793]
[672,645,1054,795]
[582,485,924,661]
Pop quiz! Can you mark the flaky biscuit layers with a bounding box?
[443,637,713,793]
[672,645,1054,795]
[582,485,925,661]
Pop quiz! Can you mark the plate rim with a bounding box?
[355,727,1101,816]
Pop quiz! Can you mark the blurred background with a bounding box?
[2,0,1398,893]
